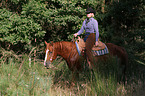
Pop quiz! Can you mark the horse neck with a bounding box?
[54,41,75,59]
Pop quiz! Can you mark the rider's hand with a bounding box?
[95,41,99,46]
[74,33,78,37]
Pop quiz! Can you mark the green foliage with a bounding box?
[0,8,45,50]
[21,0,84,41]
[103,0,144,45]
[1,0,144,44]
[0,0,29,13]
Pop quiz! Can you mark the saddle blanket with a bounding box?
[92,45,109,56]
[75,41,109,56]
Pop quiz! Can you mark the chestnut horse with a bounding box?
[44,37,128,81]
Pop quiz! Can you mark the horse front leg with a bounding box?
[86,57,97,81]
[71,70,79,86]
[87,57,93,69]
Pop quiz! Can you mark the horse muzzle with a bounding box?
[44,61,51,69]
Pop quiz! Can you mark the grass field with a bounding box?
[0,52,145,96]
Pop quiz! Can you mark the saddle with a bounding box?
[92,41,105,51]
[76,37,106,51]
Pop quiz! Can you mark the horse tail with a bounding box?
[119,47,128,66]
[115,45,128,78]
[121,47,128,73]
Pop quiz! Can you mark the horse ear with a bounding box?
[45,41,47,45]
[78,36,79,39]
[50,41,53,44]
[50,41,53,45]
[78,36,81,41]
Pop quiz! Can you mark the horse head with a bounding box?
[77,36,85,49]
[44,41,54,69]
[77,37,86,56]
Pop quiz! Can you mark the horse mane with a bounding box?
[53,41,63,51]
[53,41,75,51]
[52,41,79,58]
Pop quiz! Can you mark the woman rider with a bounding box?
[74,7,99,68]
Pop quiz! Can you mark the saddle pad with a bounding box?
[75,41,81,56]
[92,45,109,56]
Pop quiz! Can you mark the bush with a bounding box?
[0,8,45,51]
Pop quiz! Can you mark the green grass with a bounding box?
[0,56,51,96]
[0,54,144,96]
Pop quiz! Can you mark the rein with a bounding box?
[71,36,75,42]
[67,37,75,61]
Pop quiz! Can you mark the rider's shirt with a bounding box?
[77,17,99,41]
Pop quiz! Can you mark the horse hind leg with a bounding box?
[117,57,128,82]
[120,47,128,82]
[121,58,128,82]
[114,57,124,82]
